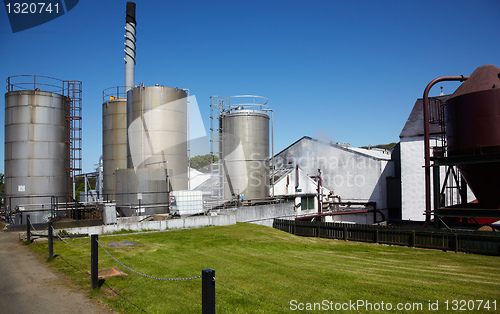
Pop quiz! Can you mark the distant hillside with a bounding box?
[360,143,398,151]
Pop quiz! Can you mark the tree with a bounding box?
[0,173,4,196]
[190,154,218,172]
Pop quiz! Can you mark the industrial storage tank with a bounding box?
[221,96,270,200]
[126,85,188,190]
[114,168,169,216]
[4,75,70,222]
[102,87,128,200]
[445,64,500,209]
[115,85,188,216]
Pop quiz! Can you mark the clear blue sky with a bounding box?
[1,0,499,173]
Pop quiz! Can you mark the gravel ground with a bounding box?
[0,223,113,314]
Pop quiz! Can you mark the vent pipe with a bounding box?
[124,2,136,92]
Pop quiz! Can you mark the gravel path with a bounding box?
[0,226,113,314]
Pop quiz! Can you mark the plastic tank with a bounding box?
[445,64,500,209]
[4,76,70,218]
[102,87,128,199]
[222,96,270,200]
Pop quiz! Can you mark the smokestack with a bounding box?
[125,2,136,92]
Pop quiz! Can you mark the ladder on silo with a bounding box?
[210,96,227,203]
[63,81,82,201]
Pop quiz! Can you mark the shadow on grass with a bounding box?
[104,282,149,313]
[46,254,60,262]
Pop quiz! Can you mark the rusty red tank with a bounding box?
[445,64,500,209]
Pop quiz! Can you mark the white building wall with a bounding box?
[272,168,322,196]
[275,138,393,209]
[272,167,330,212]
[400,137,476,221]
[400,137,427,221]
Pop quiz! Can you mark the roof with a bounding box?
[193,175,219,192]
[272,168,294,183]
[399,95,449,139]
[451,64,500,98]
[275,136,391,160]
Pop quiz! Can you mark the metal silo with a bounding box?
[5,75,70,223]
[445,64,500,209]
[114,85,188,216]
[221,96,270,200]
[102,87,128,200]
[126,85,188,190]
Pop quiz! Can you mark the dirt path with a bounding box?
[0,226,113,314]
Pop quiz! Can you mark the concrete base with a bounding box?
[50,214,236,235]
[224,203,295,227]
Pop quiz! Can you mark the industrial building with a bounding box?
[2,1,499,233]
[396,64,500,227]
[274,137,393,207]
[399,96,475,221]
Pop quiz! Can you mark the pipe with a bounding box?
[124,2,136,92]
[182,89,191,189]
[423,75,468,226]
[295,164,299,190]
[262,109,274,196]
[310,171,323,216]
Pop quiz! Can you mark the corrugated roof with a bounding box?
[275,136,391,160]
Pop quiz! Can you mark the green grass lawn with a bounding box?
[29,223,500,313]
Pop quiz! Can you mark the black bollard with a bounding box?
[202,269,215,314]
[91,234,99,289]
[48,221,53,259]
[26,215,31,243]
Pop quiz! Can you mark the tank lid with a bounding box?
[450,64,500,98]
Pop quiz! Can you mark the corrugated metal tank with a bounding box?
[102,94,127,199]
[4,89,70,214]
[126,86,188,190]
[222,106,270,199]
[445,64,500,209]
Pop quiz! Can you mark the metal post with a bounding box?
[202,269,215,314]
[433,166,441,229]
[26,215,31,243]
[91,234,99,289]
[48,221,53,259]
[460,175,468,205]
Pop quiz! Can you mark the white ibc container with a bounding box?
[170,190,203,217]
[103,203,117,224]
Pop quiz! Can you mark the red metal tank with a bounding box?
[445,64,500,209]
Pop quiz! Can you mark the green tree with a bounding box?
[190,154,218,172]
[0,173,4,196]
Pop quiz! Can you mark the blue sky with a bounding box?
[1,0,499,173]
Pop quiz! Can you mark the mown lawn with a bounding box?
[29,223,500,313]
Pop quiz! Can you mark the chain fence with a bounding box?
[28,219,38,233]
[52,226,91,246]
[97,240,202,281]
